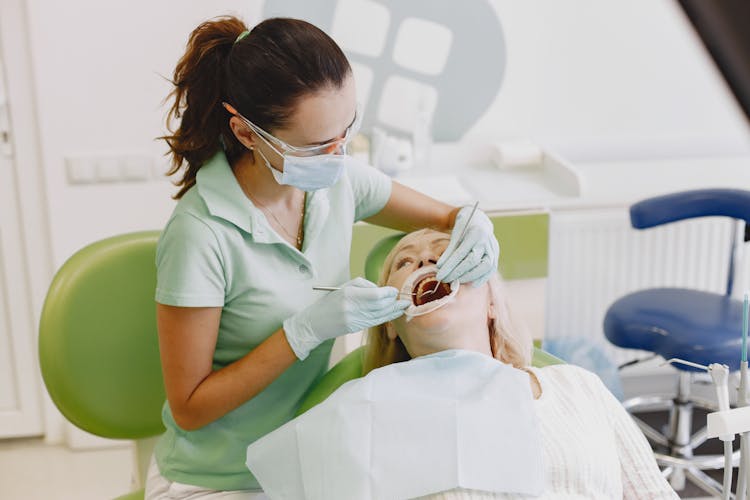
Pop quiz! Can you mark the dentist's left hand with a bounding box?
[283,277,411,360]
[435,206,499,288]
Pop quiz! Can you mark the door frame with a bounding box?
[0,0,55,439]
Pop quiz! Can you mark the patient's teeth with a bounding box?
[415,279,452,306]
[401,265,461,320]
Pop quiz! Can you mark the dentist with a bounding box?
[147,15,500,499]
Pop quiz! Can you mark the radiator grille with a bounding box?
[546,209,749,367]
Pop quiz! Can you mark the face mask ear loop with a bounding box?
[255,147,273,169]
[251,126,286,160]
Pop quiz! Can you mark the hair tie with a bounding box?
[234,30,250,44]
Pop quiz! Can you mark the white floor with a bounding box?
[0,437,133,500]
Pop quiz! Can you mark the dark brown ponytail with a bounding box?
[161,16,352,199]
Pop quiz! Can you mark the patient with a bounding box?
[363,228,678,499]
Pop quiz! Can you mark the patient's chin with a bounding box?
[400,323,464,358]
[402,288,483,337]
[403,300,458,331]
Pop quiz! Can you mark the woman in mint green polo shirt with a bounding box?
[146,16,500,500]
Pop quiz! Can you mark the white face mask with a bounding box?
[400,265,460,322]
[256,147,346,191]
[222,100,360,191]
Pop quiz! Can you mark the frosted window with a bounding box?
[331,0,391,57]
[393,17,453,75]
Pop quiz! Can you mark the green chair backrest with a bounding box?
[350,213,550,282]
[298,232,563,415]
[39,231,166,439]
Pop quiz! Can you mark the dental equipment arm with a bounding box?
[709,363,734,500]
[660,294,750,499]
[741,293,749,499]
[664,359,736,500]
[737,358,749,499]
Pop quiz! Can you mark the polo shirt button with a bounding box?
[298,264,309,275]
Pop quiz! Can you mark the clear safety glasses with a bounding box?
[222,102,361,157]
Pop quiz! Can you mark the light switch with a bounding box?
[65,156,96,184]
[95,157,120,182]
[66,153,158,184]
[152,161,171,181]
[121,155,153,181]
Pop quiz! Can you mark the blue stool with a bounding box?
[604,189,750,495]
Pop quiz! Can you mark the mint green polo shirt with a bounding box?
[153,151,391,491]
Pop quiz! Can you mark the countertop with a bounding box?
[389,142,750,213]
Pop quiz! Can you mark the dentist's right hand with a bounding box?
[283,277,411,360]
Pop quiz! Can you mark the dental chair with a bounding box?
[38,231,165,500]
[37,227,557,499]
[297,232,564,415]
[603,188,750,496]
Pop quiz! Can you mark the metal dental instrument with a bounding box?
[314,201,480,299]
[312,286,416,298]
[662,291,750,500]
[428,200,480,295]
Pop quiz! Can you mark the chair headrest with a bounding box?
[364,233,406,282]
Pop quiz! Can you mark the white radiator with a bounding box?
[546,208,750,368]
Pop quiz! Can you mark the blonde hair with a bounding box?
[363,229,533,374]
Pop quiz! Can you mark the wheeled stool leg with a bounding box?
[667,373,694,490]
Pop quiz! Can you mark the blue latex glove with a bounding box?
[284,277,411,360]
[435,206,499,287]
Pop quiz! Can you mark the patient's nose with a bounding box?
[416,251,438,268]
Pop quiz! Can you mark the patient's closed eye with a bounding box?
[396,257,413,269]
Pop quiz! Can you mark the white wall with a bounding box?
[482,0,750,161]
[22,0,265,443]
[20,0,750,265]
[21,0,749,268]
[13,0,750,442]
[24,0,265,267]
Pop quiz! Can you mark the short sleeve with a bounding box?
[155,213,226,307]
[346,159,392,222]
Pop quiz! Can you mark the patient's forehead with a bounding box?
[392,229,450,255]
[391,229,450,257]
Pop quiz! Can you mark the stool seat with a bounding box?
[604,288,744,372]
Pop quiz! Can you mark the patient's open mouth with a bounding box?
[413,275,452,306]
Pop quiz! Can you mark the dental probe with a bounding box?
[312,286,416,297]
[427,200,480,295]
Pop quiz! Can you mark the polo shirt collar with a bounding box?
[196,151,259,236]
[196,151,332,248]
